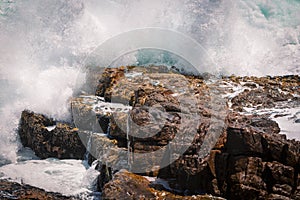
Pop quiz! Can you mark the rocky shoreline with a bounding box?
[1,66,299,199]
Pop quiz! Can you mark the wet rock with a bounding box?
[249,117,280,135]
[96,66,200,110]
[261,134,300,168]
[228,75,299,96]
[85,132,128,171]
[226,112,280,135]
[109,108,193,146]
[102,170,156,199]
[102,170,225,200]
[229,75,299,111]
[109,109,201,173]
[214,153,229,196]
[132,87,181,112]
[95,67,125,99]
[19,110,86,159]
[227,157,267,199]
[0,179,75,200]
[271,184,293,197]
[263,161,294,187]
[71,95,131,133]
[17,67,300,199]
[293,186,300,200]
[226,127,264,156]
[229,184,267,200]
[266,193,290,200]
[95,68,299,199]
[228,157,265,187]
[95,163,113,192]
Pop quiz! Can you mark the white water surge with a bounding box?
[0,159,99,197]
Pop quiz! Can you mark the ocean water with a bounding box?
[0,158,99,196]
[0,0,299,196]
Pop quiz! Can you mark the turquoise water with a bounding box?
[254,0,300,26]
[0,1,15,18]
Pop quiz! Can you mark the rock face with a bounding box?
[19,110,86,159]
[196,113,299,199]
[17,66,300,199]
[0,179,75,200]
[93,67,300,199]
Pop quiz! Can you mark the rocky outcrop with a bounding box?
[71,95,131,134]
[102,170,224,200]
[17,66,300,199]
[94,67,300,199]
[18,110,86,159]
[18,109,129,166]
[95,66,126,101]
[155,112,289,196]
[0,179,75,200]
[212,123,300,199]
[226,75,299,112]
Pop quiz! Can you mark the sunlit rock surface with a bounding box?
[102,170,225,200]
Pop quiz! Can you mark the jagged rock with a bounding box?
[293,186,300,200]
[295,175,300,199]
[261,134,300,168]
[227,157,267,199]
[86,132,128,171]
[228,157,266,187]
[266,193,290,200]
[102,170,225,200]
[228,75,299,112]
[95,67,125,99]
[214,153,229,196]
[271,184,293,197]
[263,161,294,187]
[284,140,300,168]
[227,75,299,96]
[71,95,131,133]
[0,179,75,200]
[102,170,156,199]
[109,108,198,147]
[19,110,86,159]
[226,112,280,135]
[229,184,267,200]
[95,67,300,199]
[16,67,300,199]
[132,87,181,112]
[96,66,201,111]
[226,127,264,156]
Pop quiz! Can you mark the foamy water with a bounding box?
[0,0,299,196]
[0,158,99,197]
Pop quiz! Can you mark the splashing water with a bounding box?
[0,0,299,194]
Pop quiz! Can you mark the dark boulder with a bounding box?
[18,110,86,159]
